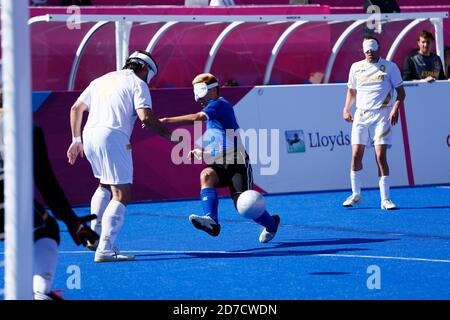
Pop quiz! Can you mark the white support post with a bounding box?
[115,21,133,71]
[1,0,34,300]
[430,17,445,74]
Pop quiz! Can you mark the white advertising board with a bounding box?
[234,83,412,193]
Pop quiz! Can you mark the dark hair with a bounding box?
[123,61,143,73]
[364,36,380,45]
[123,50,157,73]
[417,30,434,41]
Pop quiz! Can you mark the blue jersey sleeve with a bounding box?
[202,103,221,121]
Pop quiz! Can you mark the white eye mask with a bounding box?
[363,39,379,53]
[128,51,158,84]
[146,68,156,84]
[193,82,218,101]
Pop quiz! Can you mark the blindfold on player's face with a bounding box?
[193,82,218,102]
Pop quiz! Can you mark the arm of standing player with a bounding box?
[389,86,406,126]
[137,108,172,141]
[343,88,356,122]
[160,112,207,125]
[67,100,88,165]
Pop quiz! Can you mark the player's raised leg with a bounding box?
[234,192,280,244]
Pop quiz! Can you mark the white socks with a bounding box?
[350,170,362,196]
[90,187,111,235]
[350,172,390,201]
[33,238,58,295]
[379,175,390,201]
[97,200,126,252]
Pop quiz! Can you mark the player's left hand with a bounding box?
[67,142,84,165]
[343,109,353,122]
[142,118,169,129]
[68,214,100,246]
[389,109,399,125]
[187,148,203,160]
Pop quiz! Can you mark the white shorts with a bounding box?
[351,108,392,147]
[83,127,133,185]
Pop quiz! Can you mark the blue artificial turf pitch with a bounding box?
[1,186,450,300]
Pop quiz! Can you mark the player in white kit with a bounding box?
[342,37,406,210]
[67,51,172,262]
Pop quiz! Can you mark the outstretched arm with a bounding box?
[137,108,172,140]
[160,112,207,125]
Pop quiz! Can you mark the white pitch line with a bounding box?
[318,253,450,264]
[57,250,450,263]
[2,250,450,264]
[57,250,245,254]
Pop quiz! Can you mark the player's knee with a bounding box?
[200,169,217,186]
[351,157,363,168]
[111,185,131,205]
[375,152,386,163]
[352,150,363,161]
[35,215,60,245]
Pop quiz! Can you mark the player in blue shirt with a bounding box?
[160,73,280,243]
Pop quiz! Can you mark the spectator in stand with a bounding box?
[403,30,446,82]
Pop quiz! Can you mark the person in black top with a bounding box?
[0,90,99,300]
[403,30,446,82]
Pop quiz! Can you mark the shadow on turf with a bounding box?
[133,237,398,261]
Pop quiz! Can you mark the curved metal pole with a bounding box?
[323,19,366,84]
[145,21,178,54]
[68,21,110,91]
[263,21,308,85]
[204,21,244,73]
[386,18,426,61]
[28,15,50,26]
